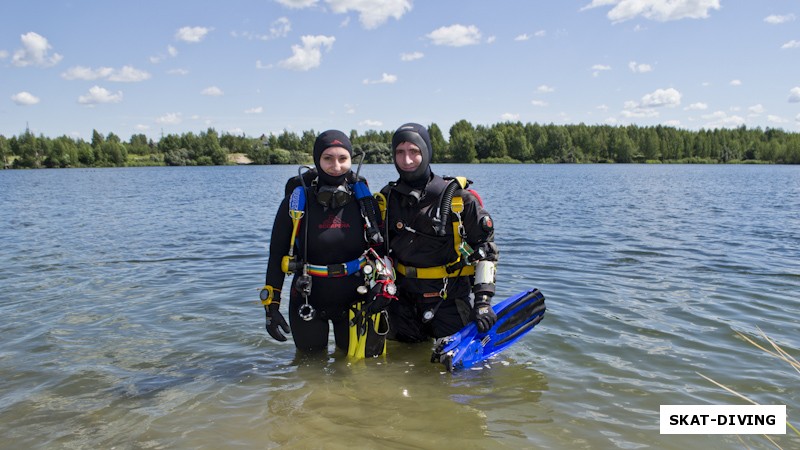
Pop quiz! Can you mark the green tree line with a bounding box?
[3,121,800,169]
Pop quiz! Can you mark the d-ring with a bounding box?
[298,303,316,321]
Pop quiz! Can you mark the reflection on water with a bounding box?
[1,165,798,449]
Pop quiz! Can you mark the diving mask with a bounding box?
[316,184,352,208]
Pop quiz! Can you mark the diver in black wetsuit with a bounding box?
[378,123,499,342]
[260,130,388,353]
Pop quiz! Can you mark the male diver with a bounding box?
[377,123,499,343]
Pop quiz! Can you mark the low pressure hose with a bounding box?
[433,180,459,236]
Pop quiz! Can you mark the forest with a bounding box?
[3,119,800,169]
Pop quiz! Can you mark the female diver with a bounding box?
[260,130,394,355]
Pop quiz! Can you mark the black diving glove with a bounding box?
[364,280,397,315]
[265,302,290,342]
[471,295,497,333]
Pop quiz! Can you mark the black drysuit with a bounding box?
[381,174,498,341]
[265,183,369,352]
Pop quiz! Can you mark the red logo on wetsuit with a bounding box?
[319,214,350,229]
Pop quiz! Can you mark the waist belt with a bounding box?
[395,262,475,279]
[307,256,367,277]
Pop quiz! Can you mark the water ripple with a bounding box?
[1,165,799,449]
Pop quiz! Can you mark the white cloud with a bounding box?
[514,34,531,41]
[788,87,800,103]
[781,40,800,49]
[622,88,680,117]
[531,100,549,107]
[359,119,383,127]
[621,104,659,118]
[702,110,745,128]
[62,65,151,82]
[150,45,179,63]
[486,36,496,44]
[11,32,63,67]
[62,66,114,80]
[201,86,224,96]
[663,119,681,127]
[534,30,546,37]
[270,17,292,38]
[729,79,742,86]
[363,73,397,84]
[628,61,653,73]
[537,85,555,93]
[400,51,424,61]
[344,104,356,114]
[234,17,292,40]
[426,24,482,47]
[168,68,189,75]
[109,66,151,82]
[592,64,611,77]
[767,115,787,124]
[0,50,9,59]
[764,13,795,24]
[135,124,150,132]
[156,113,183,125]
[78,86,123,105]
[501,113,520,121]
[245,107,263,114]
[275,0,318,8]
[641,88,681,107]
[748,104,765,115]
[684,102,707,111]
[175,26,211,43]
[596,104,609,111]
[581,0,721,23]
[327,0,413,29]
[11,91,40,105]
[279,35,335,71]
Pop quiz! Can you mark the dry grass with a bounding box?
[698,327,799,448]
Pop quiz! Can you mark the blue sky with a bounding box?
[2,0,800,141]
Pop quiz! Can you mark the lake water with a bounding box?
[1,164,798,449]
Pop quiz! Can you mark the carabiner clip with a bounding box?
[439,277,448,300]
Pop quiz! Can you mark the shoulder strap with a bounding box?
[374,192,387,222]
[452,176,469,189]
[351,180,384,246]
[284,168,317,198]
[376,182,395,222]
[351,180,371,200]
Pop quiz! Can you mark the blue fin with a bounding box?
[431,288,546,372]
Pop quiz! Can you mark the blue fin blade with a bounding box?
[432,288,546,372]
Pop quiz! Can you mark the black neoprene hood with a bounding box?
[313,129,353,185]
[392,122,432,186]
